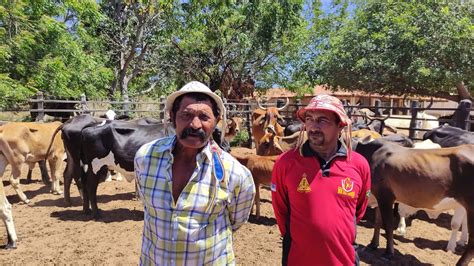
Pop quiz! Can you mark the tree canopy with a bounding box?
[159,0,309,99]
[0,1,472,108]
[306,1,473,101]
[0,0,112,107]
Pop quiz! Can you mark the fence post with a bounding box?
[159,96,166,122]
[295,98,302,121]
[123,94,130,117]
[374,100,382,116]
[245,99,253,148]
[80,93,89,115]
[409,101,419,139]
[35,91,45,122]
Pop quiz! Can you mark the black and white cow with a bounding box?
[80,120,167,218]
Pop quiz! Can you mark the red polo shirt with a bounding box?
[271,141,371,266]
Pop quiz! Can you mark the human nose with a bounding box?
[190,116,202,129]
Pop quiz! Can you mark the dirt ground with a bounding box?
[0,165,471,265]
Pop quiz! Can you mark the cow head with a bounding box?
[256,131,285,156]
[252,98,289,154]
[256,130,302,156]
[255,98,289,133]
[226,117,243,138]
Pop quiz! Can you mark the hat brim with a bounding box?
[166,90,226,118]
[297,107,348,126]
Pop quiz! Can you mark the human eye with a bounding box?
[179,112,193,121]
[318,118,331,125]
[304,116,314,123]
[199,113,211,121]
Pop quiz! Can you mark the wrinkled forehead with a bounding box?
[179,95,214,111]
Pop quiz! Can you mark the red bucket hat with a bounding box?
[296,95,350,126]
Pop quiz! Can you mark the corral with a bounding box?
[0,95,472,265]
[0,165,467,265]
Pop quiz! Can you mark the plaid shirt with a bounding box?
[135,136,255,266]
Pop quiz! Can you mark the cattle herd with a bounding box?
[0,98,473,265]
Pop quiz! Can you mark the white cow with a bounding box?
[395,139,468,252]
[0,137,17,249]
[384,113,438,138]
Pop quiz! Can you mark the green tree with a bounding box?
[97,1,175,99]
[306,1,473,101]
[0,0,112,107]
[161,0,309,98]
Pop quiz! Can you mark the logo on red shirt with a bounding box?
[337,177,355,198]
[297,173,311,193]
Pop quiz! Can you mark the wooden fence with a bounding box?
[1,92,469,146]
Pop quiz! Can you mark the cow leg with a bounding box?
[38,160,51,185]
[396,203,417,236]
[368,207,381,250]
[115,172,123,181]
[448,206,467,252]
[396,217,407,236]
[26,167,33,184]
[85,166,106,220]
[63,157,82,207]
[82,172,91,216]
[26,161,51,185]
[255,183,260,220]
[378,196,396,260]
[459,214,469,247]
[457,209,474,266]
[0,182,17,249]
[105,171,112,182]
[7,160,29,204]
[48,157,62,195]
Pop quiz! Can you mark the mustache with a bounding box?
[308,130,324,136]
[180,127,207,141]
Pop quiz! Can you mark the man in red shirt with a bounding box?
[271,95,371,266]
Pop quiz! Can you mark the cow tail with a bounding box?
[45,123,64,160]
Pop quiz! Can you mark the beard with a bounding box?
[308,131,325,146]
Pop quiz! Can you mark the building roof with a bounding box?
[258,85,446,102]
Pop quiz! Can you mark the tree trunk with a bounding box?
[456,81,472,101]
[432,82,472,102]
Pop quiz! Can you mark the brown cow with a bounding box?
[217,116,244,143]
[252,98,289,155]
[351,128,382,140]
[0,122,65,203]
[230,147,277,219]
[355,140,474,265]
[256,131,304,156]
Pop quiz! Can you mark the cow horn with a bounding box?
[257,98,267,111]
[365,113,390,122]
[277,97,289,111]
[402,94,410,108]
[425,96,434,109]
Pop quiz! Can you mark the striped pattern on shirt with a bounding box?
[135,136,255,265]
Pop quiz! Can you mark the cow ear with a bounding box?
[360,135,372,144]
[277,116,287,126]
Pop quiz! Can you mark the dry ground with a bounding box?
[0,165,471,265]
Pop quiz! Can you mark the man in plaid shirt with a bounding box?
[135,81,255,265]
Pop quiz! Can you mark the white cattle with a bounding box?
[384,113,438,138]
[395,139,468,252]
[0,138,17,249]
